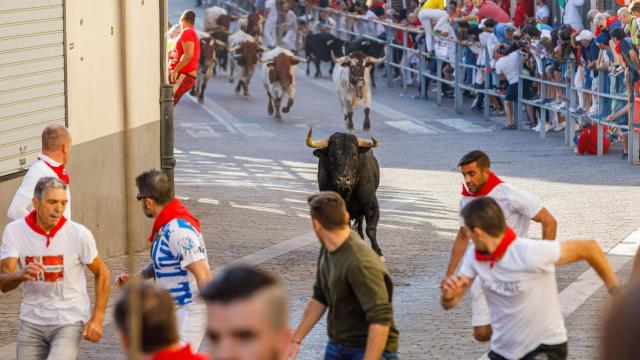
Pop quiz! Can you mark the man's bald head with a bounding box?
[42,125,70,152]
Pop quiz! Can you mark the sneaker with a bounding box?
[555,102,566,112]
[491,109,505,116]
[393,75,402,82]
[622,152,629,159]
[532,123,541,132]
[470,97,480,109]
[553,122,565,132]
[609,134,621,145]
[501,124,517,130]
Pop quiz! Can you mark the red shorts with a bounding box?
[173,73,196,105]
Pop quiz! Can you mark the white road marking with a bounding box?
[229,202,287,215]
[198,198,220,205]
[386,120,439,135]
[244,164,284,169]
[187,95,238,133]
[206,171,249,177]
[434,118,491,133]
[174,148,183,154]
[256,172,297,179]
[609,229,640,256]
[266,187,315,194]
[284,198,307,203]
[234,156,274,163]
[234,123,275,137]
[281,160,317,168]
[181,123,220,138]
[190,150,227,158]
[175,196,190,201]
[179,168,201,173]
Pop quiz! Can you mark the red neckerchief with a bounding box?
[25,210,67,248]
[475,227,517,268]
[148,199,201,242]
[461,172,503,197]
[38,156,70,185]
[151,344,207,360]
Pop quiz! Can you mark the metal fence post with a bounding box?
[454,42,462,114]
[567,63,575,148]
[539,74,547,138]
[483,47,490,121]
[516,52,524,130]
[629,89,637,166]
[402,30,408,90]
[419,48,426,99]
[436,57,442,106]
[386,26,393,88]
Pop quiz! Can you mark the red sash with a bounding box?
[475,227,517,268]
[39,156,70,185]
[461,172,503,197]
[25,210,67,248]
[148,199,201,242]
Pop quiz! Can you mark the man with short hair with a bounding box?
[8,124,72,220]
[116,169,211,350]
[1,177,110,359]
[442,197,619,360]
[288,191,399,360]
[442,150,557,342]
[170,10,201,105]
[114,284,207,359]
[454,0,511,24]
[201,265,291,360]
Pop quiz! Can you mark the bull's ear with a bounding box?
[313,148,328,158]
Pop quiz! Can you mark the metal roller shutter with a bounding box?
[0,0,66,178]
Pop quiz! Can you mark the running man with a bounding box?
[169,10,200,105]
[116,170,211,350]
[1,177,110,359]
[443,150,557,342]
[442,197,619,360]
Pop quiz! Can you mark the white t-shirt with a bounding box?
[151,218,209,307]
[459,238,567,359]
[265,0,278,20]
[495,51,521,85]
[563,0,585,31]
[535,5,550,22]
[0,216,98,325]
[7,154,71,221]
[459,182,543,238]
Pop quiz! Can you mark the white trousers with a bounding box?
[263,17,277,48]
[177,301,207,351]
[418,9,448,53]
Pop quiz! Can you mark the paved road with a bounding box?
[1,1,639,359]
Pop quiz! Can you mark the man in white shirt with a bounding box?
[535,0,550,24]
[264,0,278,47]
[442,150,557,342]
[8,125,72,220]
[441,197,619,360]
[279,2,298,51]
[494,50,521,130]
[116,170,211,350]
[563,0,585,31]
[0,177,110,359]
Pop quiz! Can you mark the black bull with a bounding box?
[306,128,384,258]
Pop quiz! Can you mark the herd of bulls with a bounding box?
[188,6,386,259]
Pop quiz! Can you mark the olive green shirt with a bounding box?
[312,232,399,352]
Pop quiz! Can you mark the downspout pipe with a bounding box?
[159,0,176,196]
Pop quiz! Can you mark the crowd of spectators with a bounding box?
[297,0,640,158]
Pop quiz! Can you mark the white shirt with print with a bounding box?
[0,218,97,325]
[459,182,544,238]
[459,238,567,359]
[151,218,209,307]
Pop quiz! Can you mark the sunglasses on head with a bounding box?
[136,193,155,201]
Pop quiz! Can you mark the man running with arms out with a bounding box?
[288,192,399,360]
[442,197,619,360]
[1,177,110,359]
[444,150,557,342]
[116,170,211,350]
[170,10,200,105]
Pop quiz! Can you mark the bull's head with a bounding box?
[263,53,305,89]
[306,128,378,193]
[332,51,385,98]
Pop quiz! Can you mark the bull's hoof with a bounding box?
[197,96,204,104]
[243,94,250,100]
[228,78,234,84]
[363,119,371,131]
[282,107,290,113]
[275,115,282,121]
[314,73,320,79]
[235,87,241,95]
[268,108,274,116]
[190,89,197,96]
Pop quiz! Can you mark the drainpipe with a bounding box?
[159,0,175,195]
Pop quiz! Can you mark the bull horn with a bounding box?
[306,128,328,148]
[257,43,269,52]
[367,51,387,65]
[357,137,379,148]
[331,50,348,65]
[216,39,229,48]
[227,45,240,52]
[294,56,307,63]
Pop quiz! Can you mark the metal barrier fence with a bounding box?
[202,1,639,166]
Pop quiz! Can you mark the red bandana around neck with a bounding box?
[461,172,503,197]
[25,210,67,248]
[148,199,201,242]
[475,227,517,268]
[39,156,70,185]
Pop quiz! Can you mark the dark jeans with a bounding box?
[324,341,399,360]
[488,342,568,360]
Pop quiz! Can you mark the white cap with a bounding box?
[540,29,551,40]
[576,29,593,42]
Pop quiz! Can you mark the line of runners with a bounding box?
[0,124,636,359]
